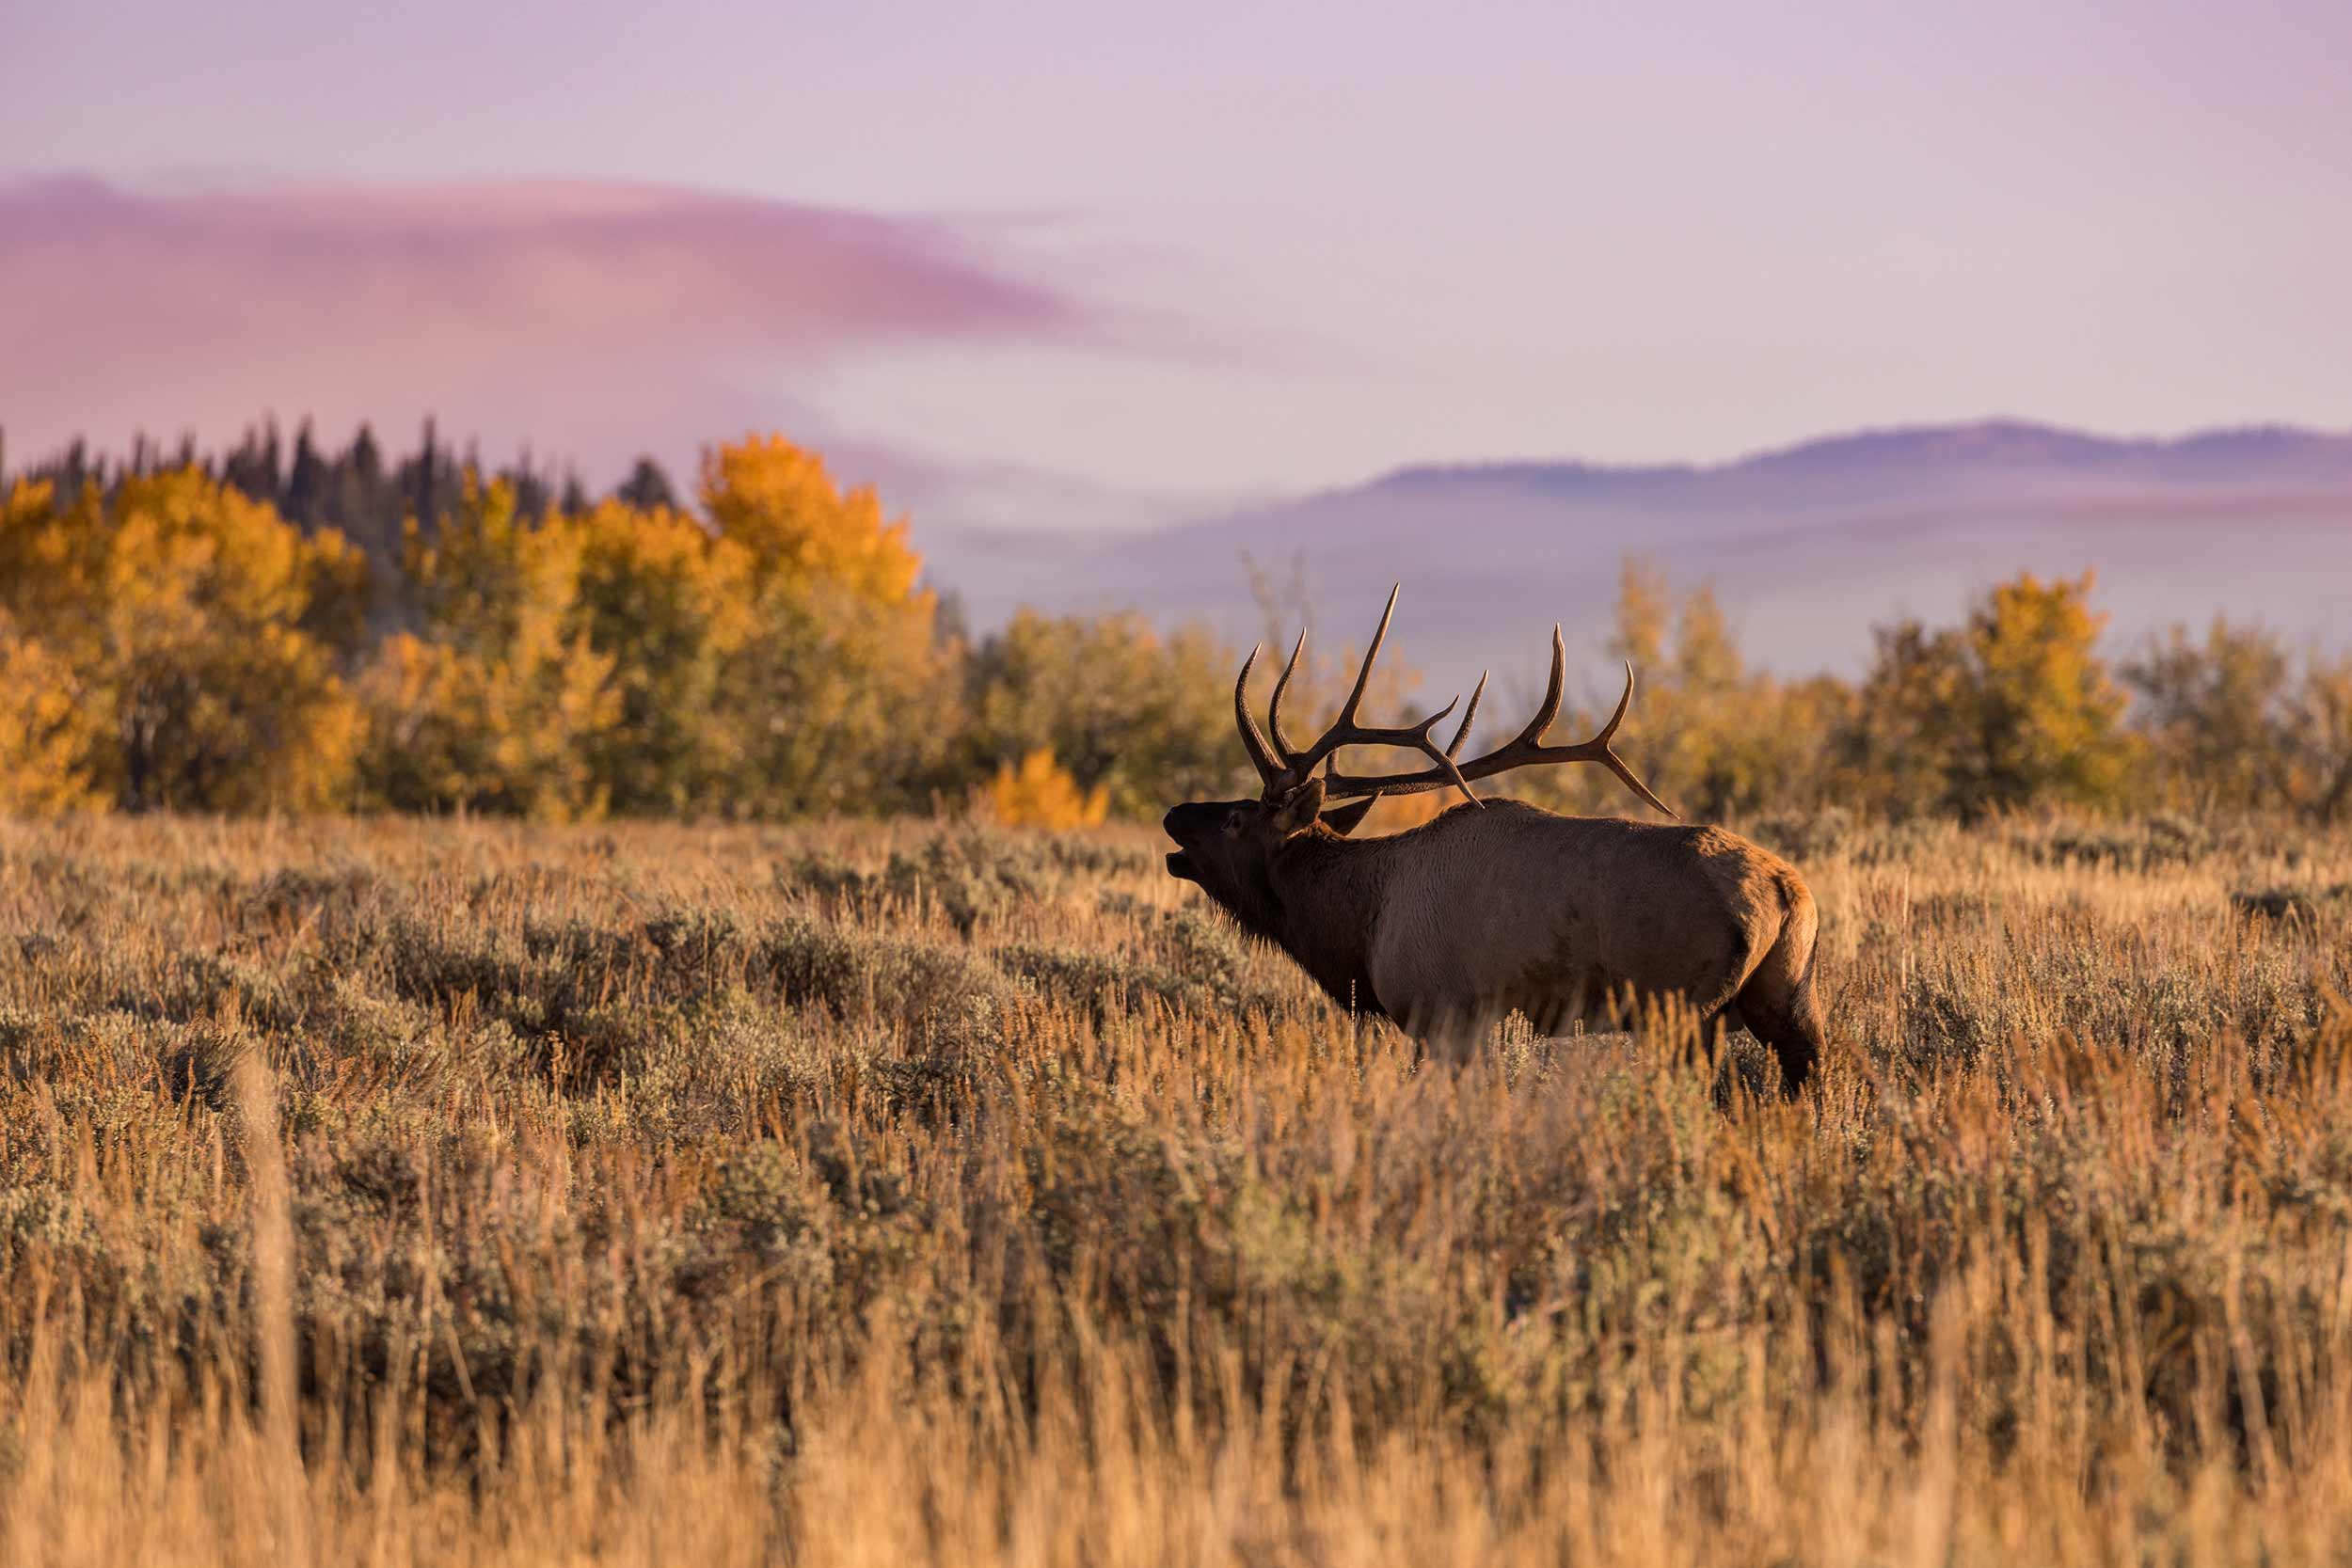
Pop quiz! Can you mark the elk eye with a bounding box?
[1222,810,1244,834]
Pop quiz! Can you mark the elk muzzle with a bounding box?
[1162,803,1219,881]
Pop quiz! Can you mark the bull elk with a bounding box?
[1162,587,1826,1094]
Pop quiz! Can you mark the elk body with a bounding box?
[1162,589,1826,1094]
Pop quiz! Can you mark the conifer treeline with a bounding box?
[7,420,683,624]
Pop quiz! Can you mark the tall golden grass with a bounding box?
[1,810,2349,1565]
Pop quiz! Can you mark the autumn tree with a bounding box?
[566,498,755,816]
[2126,617,2295,811]
[1950,573,2136,813]
[978,749,1111,830]
[1832,620,1972,816]
[1561,562,2137,822]
[965,610,1240,817]
[704,436,924,605]
[2284,652,2352,822]
[357,479,619,819]
[1836,572,2136,817]
[0,471,367,813]
[0,612,103,815]
[702,436,950,816]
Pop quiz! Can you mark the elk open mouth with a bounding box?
[1165,849,1194,880]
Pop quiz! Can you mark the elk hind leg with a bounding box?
[1732,927,1824,1097]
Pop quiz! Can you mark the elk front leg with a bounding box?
[1404,994,1497,1067]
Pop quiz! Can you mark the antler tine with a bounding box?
[1594,659,1636,744]
[1591,663,1677,816]
[1332,584,1402,732]
[1496,625,1567,751]
[1393,693,1481,806]
[1232,644,1283,786]
[1276,585,1400,781]
[1321,626,1678,818]
[1447,671,1488,757]
[1267,626,1308,756]
[1300,688,1482,808]
[1263,586,1484,810]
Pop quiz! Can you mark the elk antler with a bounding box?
[1322,626,1678,818]
[1232,643,1285,786]
[1232,586,1482,809]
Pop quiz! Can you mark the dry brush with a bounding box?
[0,810,2349,1564]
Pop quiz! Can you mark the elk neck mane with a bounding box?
[1242,805,1491,1019]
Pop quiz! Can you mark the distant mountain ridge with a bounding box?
[1372,420,2352,492]
[932,418,2352,689]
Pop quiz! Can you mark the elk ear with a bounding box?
[1268,776,1325,835]
[1318,795,1377,836]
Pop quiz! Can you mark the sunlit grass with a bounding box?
[2,811,2349,1565]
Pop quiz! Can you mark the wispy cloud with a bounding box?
[0,174,1097,477]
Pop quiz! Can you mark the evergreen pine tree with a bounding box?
[286,420,327,527]
[614,456,679,511]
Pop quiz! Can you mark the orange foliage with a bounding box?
[980,749,1110,830]
[700,435,927,607]
[0,618,103,815]
[0,471,366,813]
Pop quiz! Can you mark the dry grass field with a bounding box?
[3,809,2350,1565]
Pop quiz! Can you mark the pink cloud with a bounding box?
[0,174,1093,479]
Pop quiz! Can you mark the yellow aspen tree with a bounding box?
[980,748,1110,830]
[358,479,618,819]
[699,436,950,816]
[566,498,757,816]
[0,617,102,815]
[0,471,366,813]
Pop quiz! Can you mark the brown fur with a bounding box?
[1165,785,1825,1094]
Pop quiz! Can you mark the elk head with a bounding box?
[1163,586,1676,927]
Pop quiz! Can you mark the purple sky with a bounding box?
[7,0,2351,531]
